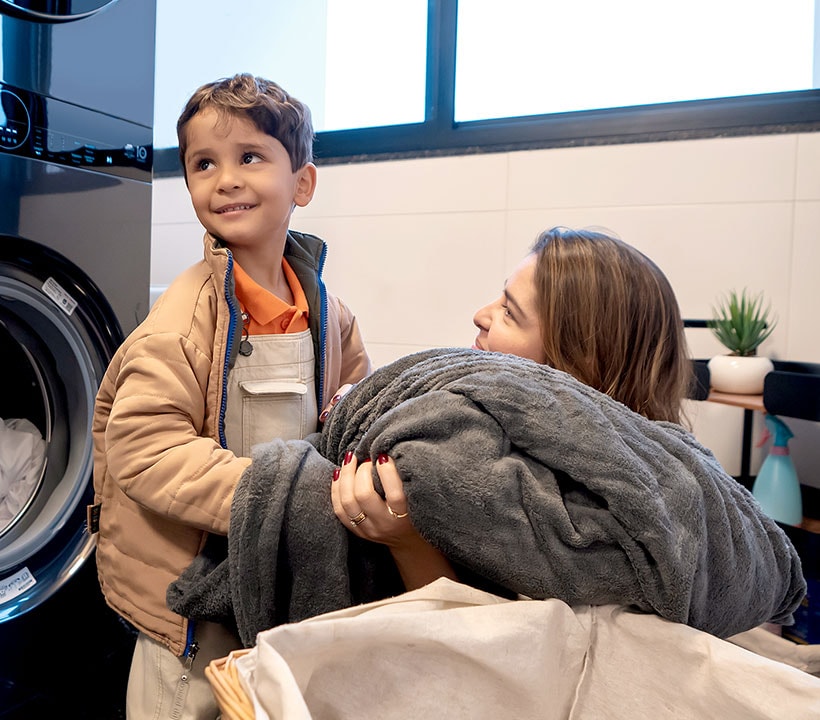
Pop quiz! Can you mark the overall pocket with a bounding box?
[238,379,312,455]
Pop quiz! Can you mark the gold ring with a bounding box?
[387,504,409,519]
[349,511,367,527]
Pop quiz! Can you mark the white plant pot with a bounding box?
[707,354,774,395]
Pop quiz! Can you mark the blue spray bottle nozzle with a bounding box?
[761,414,794,449]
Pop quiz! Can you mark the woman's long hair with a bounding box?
[531,227,691,424]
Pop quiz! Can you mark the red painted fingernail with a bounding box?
[319,410,329,422]
[377,454,389,465]
[343,451,354,465]
[332,467,340,481]
[360,456,371,464]
[332,394,342,404]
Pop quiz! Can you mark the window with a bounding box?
[455,1,816,121]
[152,0,426,149]
[153,0,820,176]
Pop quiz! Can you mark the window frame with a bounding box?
[153,0,820,177]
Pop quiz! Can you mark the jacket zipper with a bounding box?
[317,240,328,406]
[219,251,239,449]
[171,638,199,719]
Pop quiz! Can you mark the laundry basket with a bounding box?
[206,649,254,720]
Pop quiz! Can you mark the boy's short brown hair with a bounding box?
[176,73,314,175]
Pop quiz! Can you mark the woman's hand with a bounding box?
[331,453,457,590]
[318,383,354,423]
[331,453,416,547]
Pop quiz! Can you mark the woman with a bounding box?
[329,228,800,630]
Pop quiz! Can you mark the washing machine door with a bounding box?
[0,236,120,621]
[0,0,118,23]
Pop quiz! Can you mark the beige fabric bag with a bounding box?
[213,579,820,720]
[729,625,820,676]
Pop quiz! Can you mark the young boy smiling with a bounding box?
[91,74,370,719]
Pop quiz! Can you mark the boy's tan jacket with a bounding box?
[91,231,370,656]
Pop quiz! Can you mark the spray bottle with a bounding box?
[752,414,802,526]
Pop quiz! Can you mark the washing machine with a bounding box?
[0,2,155,716]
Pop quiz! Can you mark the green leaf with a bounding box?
[708,288,777,356]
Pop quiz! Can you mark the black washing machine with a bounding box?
[0,2,155,717]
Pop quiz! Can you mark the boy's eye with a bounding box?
[241,153,261,164]
[196,158,213,171]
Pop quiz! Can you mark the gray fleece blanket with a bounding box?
[168,348,806,646]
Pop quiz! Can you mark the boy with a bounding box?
[91,74,370,719]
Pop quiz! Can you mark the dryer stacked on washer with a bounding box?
[0,2,156,716]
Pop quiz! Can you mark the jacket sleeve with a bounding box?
[335,296,372,387]
[100,330,250,535]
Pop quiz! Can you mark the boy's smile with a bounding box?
[214,203,256,214]
[182,108,315,254]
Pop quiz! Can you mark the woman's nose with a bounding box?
[473,300,493,331]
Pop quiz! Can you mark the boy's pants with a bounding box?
[126,620,241,719]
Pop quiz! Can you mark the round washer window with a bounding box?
[0,0,118,22]
[0,251,116,620]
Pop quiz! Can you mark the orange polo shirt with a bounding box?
[233,259,309,335]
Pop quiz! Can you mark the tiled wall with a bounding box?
[151,132,820,486]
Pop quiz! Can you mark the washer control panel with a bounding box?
[0,83,151,182]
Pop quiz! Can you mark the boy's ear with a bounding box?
[293,163,317,207]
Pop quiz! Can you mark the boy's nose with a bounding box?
[216,168,242,190]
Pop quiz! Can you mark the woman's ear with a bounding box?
[293,162,317,207]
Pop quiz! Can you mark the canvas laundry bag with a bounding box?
[213,578,820,720]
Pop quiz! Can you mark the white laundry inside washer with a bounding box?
[0,417,46,532]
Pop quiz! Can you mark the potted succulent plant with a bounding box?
[707,288,777,394]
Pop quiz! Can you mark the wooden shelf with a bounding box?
[707,391,765,413]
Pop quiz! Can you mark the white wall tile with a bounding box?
[507,135,797,210]
[796,133,820,201]
[150,221,204,287]
[151,176,197,225]
[365,342,437,371]
[789,201,820,362]
[292,212,506,350]
[299,153,509,218]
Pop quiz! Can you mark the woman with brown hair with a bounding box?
[329,228,796,623]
